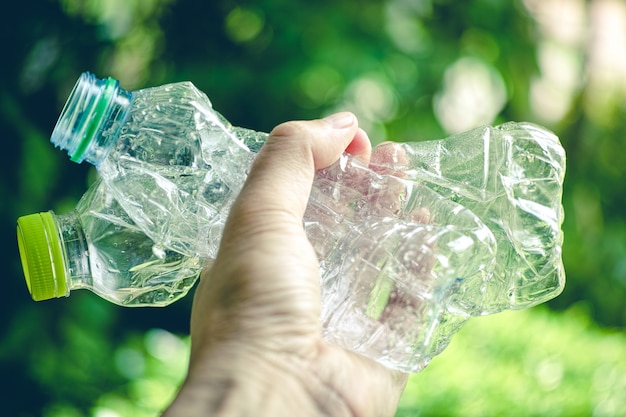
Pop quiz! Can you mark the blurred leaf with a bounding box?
[398,306,626,417]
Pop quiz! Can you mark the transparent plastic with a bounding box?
[17,178,202,306]
[308,126,566,371]
[48,72,566,372]
[308,165,498,372]
[363,124,567,314]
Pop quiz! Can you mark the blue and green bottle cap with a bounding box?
[50,72,119,163]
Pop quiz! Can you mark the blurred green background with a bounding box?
[2,0,626,416]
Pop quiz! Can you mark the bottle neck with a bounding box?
[51,72,132,166]
[53,210,92,292]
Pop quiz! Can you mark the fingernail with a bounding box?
[324,112,355,129]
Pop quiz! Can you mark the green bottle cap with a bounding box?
[16,212,68,301]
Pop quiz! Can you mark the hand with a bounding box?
[162,112,408,417]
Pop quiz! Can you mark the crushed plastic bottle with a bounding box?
[362,123,567,314]
[17,177,202,306]
[50,73,261,259]
[310,124,566,371]
[44,71,566,372]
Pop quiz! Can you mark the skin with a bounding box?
[161,112,408,417]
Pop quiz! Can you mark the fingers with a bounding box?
[345,127,372,165]
[369,141,409,176]
[369,142,431,223]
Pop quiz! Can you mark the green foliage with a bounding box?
[398,306,626,416]
[2,0,626,415]
[29,306,626,417]
[39,325,188,417]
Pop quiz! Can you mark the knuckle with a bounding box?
[269,120,310,142]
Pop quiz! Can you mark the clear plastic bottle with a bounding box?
[308,125,566,371]
[17,177,202,307]
[50,73,261,259]
[45,72,566,372]
[360,123,567,314]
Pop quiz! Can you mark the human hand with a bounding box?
[162,112,408,417]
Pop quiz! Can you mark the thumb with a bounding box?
[228,112,366,232]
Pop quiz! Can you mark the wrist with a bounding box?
[161,346,355,417]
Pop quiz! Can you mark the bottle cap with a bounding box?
[50,72,119,164]
[16,212,68,301]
